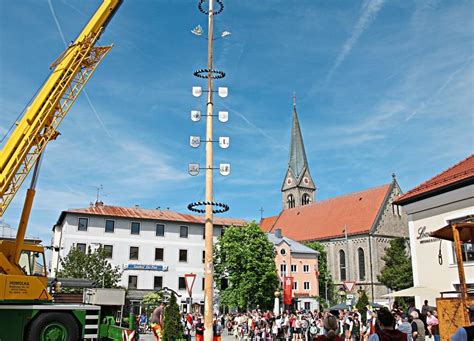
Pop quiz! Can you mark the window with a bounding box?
[155,248,164,261]
[154,276,163,290]
[358,248,366,281]
[339,250,346,281]
[78,218,88,231]
[202,250,205,263]
[304,302,311,310]
[128,275,138,289]
[291,264,297,272]
[180,226,189,238]
[202,226,206,239]
[302,193,311,206]
[453,243,474,263]
[304,282,310,290]
[131,222,140,235]
[280,249,287,256]
[280,264,287,275]
[156,224,165,237]
[103,245,113,259]
[179,249,188,262]
[130,246,139,260]
[19,250,46,276]
[178,277,186,290]
[303,265,310,273]
[202,278,205,291]
[293,281,298,290]
[287,194,295,209]
[77,243,87,253]
[220,228,226,237]
[105,220,115,233]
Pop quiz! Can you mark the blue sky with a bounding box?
[1,0,473,243]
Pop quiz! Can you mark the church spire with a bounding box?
[281,96,316,210]
[288,95,308,180]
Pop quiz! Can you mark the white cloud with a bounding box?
[326,0,385,80]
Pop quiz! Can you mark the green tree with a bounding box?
[377,238,413,291]
[163,293,182,340]
[214,222,279,311]
[355,290,370,323]
[58,245,121,288]
[305,241,335,306]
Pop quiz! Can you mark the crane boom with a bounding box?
[0,0,123,216]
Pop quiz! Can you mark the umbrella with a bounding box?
[382,286,440,298]
[329,302,351,310]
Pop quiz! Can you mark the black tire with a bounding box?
[26,312,80,341]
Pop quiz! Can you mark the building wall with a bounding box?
[274,241,319,311]
[402,185,474,308]
[322,183,410,302]
[51,212,224,304]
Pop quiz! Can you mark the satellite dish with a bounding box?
[218,111,228,122]
[192,86,202,97]
[188,163,200,176]
[219,163,231,176]
[218,87,228,98]
[191,110,201,122]
[219,137,230,149]
[190,136,201,148]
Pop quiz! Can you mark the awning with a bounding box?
[430,221,474,242]
[382,286,440,298]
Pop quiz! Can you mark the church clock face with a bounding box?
[286,178,293,185]
[303,177,310,185]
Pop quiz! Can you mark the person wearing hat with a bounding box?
[396,314,413,341]
[451,305,474,341]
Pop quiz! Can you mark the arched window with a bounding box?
[301,193,311,206]
[339,250,346,281]
[287,194,295,209]
[358,248,366,281]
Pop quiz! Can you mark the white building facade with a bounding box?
[51,203,245,309]
[395,155,474,308]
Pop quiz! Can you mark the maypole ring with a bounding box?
[198,0,224,15]
[187,201,229,214]
[193,69,226,79]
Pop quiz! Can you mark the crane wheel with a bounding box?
[26,312,80,341]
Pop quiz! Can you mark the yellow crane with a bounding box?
[0,1,126,340]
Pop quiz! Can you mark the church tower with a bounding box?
[281,98,316,210]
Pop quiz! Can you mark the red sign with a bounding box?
[283,276,293,305]
[343,281,357,292]
[184,273,196,297]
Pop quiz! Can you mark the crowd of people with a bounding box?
[175,300,440,341]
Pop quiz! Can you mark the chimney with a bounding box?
[275,228,282,239]
[134,204,140,209]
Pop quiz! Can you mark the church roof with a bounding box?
[260,183,392,241]
[288,105,308,180]
[394,154,474,205]
[56,203,246,227]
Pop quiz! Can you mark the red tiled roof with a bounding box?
[260,183,392,242]
[394,154,474,205]
[57,204,246,227]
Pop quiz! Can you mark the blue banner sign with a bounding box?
[125,264,168,271]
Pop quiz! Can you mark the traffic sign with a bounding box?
[343,281,357,292]
[184,273,196,297]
